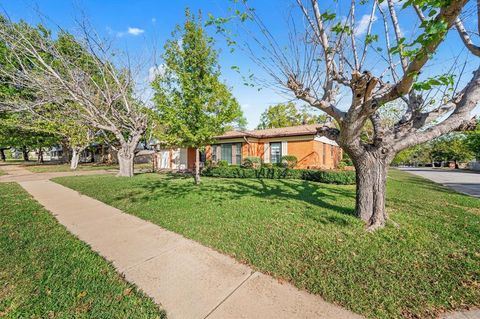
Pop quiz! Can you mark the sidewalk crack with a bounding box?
[203,271,256,319]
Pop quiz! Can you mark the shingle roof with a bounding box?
[216,124,325,139]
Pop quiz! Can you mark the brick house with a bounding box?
[153,124,343,170]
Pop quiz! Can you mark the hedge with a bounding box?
[201,166,356,185]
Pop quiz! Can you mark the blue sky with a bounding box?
[1,0,478,128]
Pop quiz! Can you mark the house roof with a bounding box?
[216,124,326,140]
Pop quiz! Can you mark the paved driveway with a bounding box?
[399,167,480,197]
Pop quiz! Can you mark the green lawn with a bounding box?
[0,183,165,318]
[53,170,480,319]
[25,162,153,173]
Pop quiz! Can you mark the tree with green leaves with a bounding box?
[153,9,243,184]
[465,120,480,160]
[210,0,480,230]
[0,112,60,162]
[431,135,474,168]
[257,102,329,129]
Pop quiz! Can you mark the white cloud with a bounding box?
[355,14,378,36]
[379,0,406,10]
[148,64,166,82]
[151,17,157,23]
[127,27,145,36]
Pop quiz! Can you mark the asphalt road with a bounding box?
[399,167,480,197]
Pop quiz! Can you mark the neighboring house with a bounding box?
[152,124,343,170]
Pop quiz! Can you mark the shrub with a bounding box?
[204,159,215,168]
[301,169,356,184]
[241,156,261,169]
[201,166,355,185]
[281,155,298,168]
[340,154,353,166]
[217,160,229,167]
[337,161,347,170]
[262,163,273,168]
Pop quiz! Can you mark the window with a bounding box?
[270,142,282,164]
[221,144,233,164]
[235,144,242,165]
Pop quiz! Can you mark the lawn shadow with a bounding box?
[127,175,357,227]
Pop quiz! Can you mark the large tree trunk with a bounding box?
[0,148,6,162]
[352,154,390,231]
[37,147,44,163]
[70,146,88,170]
[60,140,71,164]
[117,144,135,177]
[22,146,29,161]
[70,150,80,170]
[194,148,201,184]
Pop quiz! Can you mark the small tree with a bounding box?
[153,9,243,184]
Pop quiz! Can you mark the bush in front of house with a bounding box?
[281,155,298,168]
[217,160,229,167]
[241,156,262,169]
[300,169,356,184]
[201,166,355,184]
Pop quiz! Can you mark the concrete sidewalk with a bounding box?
[19,179,362,319]
[0,164,114,183]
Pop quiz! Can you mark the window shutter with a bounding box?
[281,141,288,156]
[263,143,270,163]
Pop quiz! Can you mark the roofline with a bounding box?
[215,131,319,140]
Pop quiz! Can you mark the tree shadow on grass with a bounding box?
[122,176,357,227]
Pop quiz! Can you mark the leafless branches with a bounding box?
[227,0,476,159]
[0,16,147,146]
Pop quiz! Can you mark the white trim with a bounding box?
[263,143,270,163]
[314,136,339,146]
[215,135,315,144]
[281,141,288,156]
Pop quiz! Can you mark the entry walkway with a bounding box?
[18,178,362,319]
[0,164,114,183]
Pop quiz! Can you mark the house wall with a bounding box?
[288,140,319,169]
[205,136,342,170]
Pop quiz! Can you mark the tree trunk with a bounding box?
[22,146,29,161]
[37,147,44,163]
[194,148,201,184]
[71,146,89,170]
[353,155,389,231]
[70,148,81,170]
[90,148,95,163]
[117,144,135,177]
[60,140,70,164]
[0,148,6,162]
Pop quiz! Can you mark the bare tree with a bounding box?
[0,16,148,177]
[212,0,479,230]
